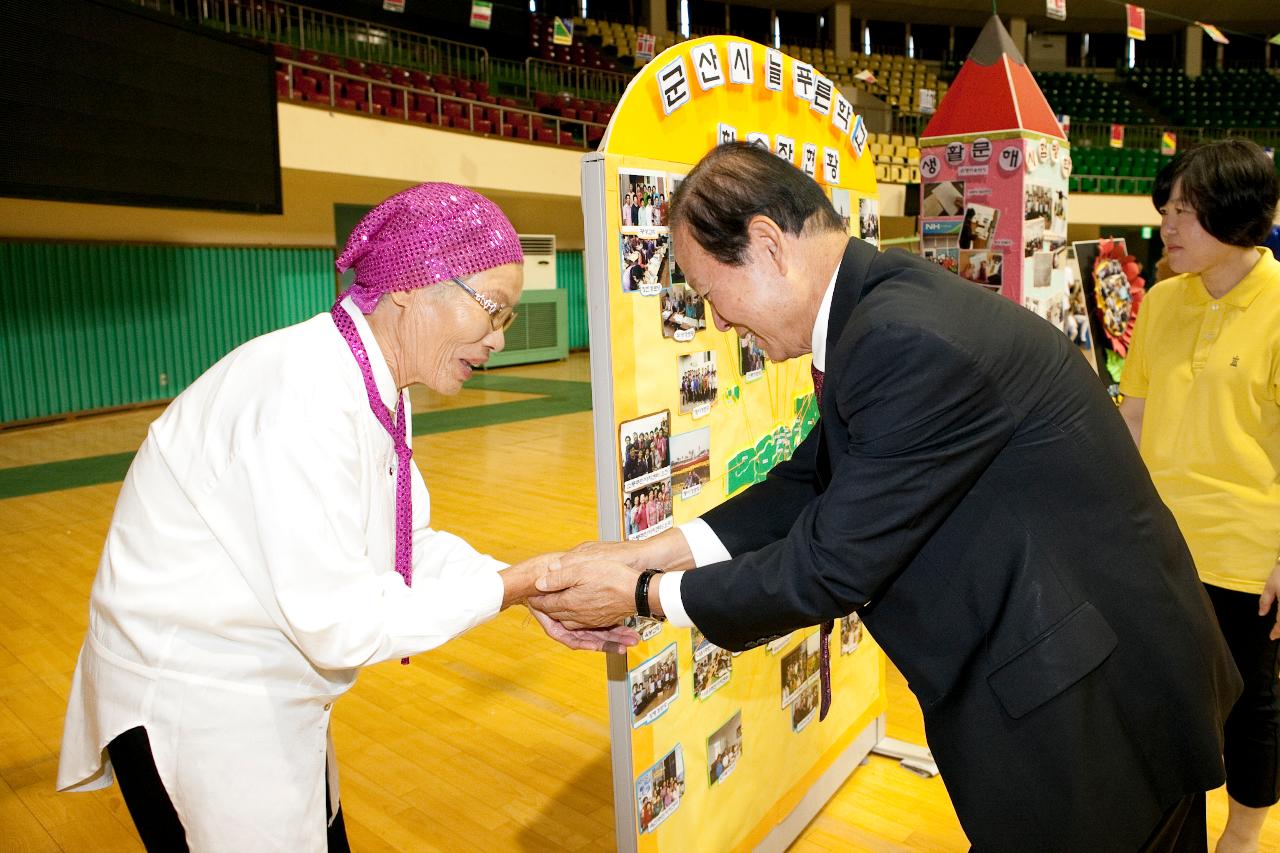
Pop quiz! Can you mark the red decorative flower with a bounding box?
[1092,237,1146,356]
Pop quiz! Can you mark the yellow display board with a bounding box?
[581,36,888,853]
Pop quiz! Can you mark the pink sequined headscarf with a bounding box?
[335,182,524,313]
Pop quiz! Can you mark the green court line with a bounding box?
[0,374,592,500]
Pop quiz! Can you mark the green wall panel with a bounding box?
[556,250,588,351]
[0,243,333,423]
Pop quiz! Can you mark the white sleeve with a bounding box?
[191,419,502,672]
[657,571,694,628]
[678,519,732,566]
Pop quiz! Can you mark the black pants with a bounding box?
[1206,583,1280,809]
[106,726,350,852]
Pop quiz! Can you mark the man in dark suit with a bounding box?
[531,142,1240,851]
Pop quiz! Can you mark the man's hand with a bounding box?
[559,528,697,573]
[528,559,642,630]
[1260,559,1280,641]
[526,606,639,654]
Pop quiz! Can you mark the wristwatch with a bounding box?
[635,568,665,621]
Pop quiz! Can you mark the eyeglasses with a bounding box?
[450,277,517,332]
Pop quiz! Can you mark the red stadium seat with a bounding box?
[473,120,492,134]
[537,128,555,143]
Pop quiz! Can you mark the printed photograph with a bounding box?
[738,332,766,381]
[624,480,673,541]
[619,410,671,492]
[625,616,665,642]
[923,247,959,273]
[707,711,743,786]
[693,644,732,701]
[671,428,711,499]
[659,283,705,341]
[921,180,965,218]
[830,187,852,231]
[620,232,670,294]
[619,170,669,228]
[959,203,999,250]
[840,613,863,655]
[1023,218,1045,258]
[959,250,1003,292]
[859,197,880,247]
[792,680,820,732]
[630,642,679,728]
[637,744,686,834]
[678,351,718,416]
[780,632,820,707]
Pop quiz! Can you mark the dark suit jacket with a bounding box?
[682,237,1241,852]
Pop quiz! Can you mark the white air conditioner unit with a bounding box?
[518,233,557,290]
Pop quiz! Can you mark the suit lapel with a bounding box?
[814,238,877,490]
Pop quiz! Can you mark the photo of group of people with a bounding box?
[779,633,821,708]
[636,745,686,834]
[959,249,1003,291]
[630,643,679,728]
[670,427,710,499]
[620,171,669,228]
[678,351,718,417]
[620,411,670,491]
[659,283,705,341]
[840,613,863,655]
[1094,255,1134,339]
[738,333,765,380]
[620,233,670,295]
[1023,218,1045,258]
[619,411,674,541]
[923,247,959,273]
[707,711,743,786]
[692,629,732,701]
[792,681,820,732]
[831,187,852,231]
[625,483,672,540]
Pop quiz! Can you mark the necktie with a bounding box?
[810,363,834,721]
[332,306,414,664]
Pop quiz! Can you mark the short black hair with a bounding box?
[669,142,845,265]
[1153,138,1279,248]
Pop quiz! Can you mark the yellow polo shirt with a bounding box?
[1120,248,1280,594]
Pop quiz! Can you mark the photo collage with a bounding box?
[920,178,1003,287]
[619,410,673,541]
[779,633,822,732]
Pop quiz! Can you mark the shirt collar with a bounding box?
[1220,248,1278,309]
[338,296,401,411]
[810,262,841,372]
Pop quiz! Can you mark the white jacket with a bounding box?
[57,298,504,851]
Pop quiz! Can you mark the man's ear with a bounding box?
[387,288,414,309]
[746,215,787,276]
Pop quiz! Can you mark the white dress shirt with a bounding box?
[57,297,504,851]
[660,264,840,627]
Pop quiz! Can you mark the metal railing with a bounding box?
[524,57,631,102]
[277,58,607,147]
[136,0,488,79]
[1066,122,1280,151]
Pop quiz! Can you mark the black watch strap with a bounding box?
[635,568,665,620]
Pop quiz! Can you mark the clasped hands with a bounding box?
[513,539,664,655]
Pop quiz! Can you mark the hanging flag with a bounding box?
[1058,113,1071,135]
[382,0,405,11]
[1160,131,1177,156]
[918,88,937,114]
[1196,22,1229,45]
[1046,0,1067,22]
[469,0,492,29]
[1110,124,1125,149]
[552,16,574,45]
[635,33,656,63]
[1270,33,1280,46]
[854,69,877,84]
[1125,5,1146,41]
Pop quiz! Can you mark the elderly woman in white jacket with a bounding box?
[56,183,635,851]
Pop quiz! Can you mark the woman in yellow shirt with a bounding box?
[1120,138,1280,853]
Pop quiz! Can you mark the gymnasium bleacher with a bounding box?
[136,0,1280,192]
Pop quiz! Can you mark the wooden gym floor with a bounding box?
[1,352,1276,851]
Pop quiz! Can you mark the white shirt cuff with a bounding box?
[657,571,694,628]
[678,519,732,567]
